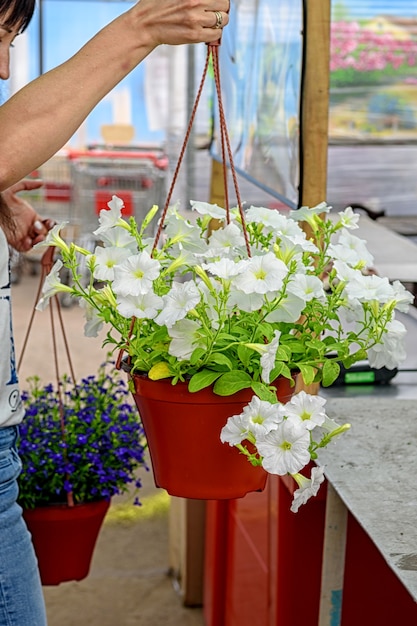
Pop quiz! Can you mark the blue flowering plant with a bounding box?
[18,361,147,509]
[34,197,413,511]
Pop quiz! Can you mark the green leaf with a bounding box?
[321,360,340,387]
[188,370,222,393]
[237,344,252,368]
[251,381,277,403]
[213,371,253,396]
[190,348,206,365]
[208,353,233,370]
[271,362,292,382]
[297,364,316,386]
[276,346,290,361]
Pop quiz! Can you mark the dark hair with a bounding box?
[0,0,35,33]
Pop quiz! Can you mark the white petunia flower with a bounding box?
[344,273,394,304]
[100,227,137,252]
[93,245,131,281]
[367,318,407,369]
[190,200,229,220]
[290,465,326,513]
[155,281,201,327]
[207,222,246,253]
[337,206,359,229]
[264,292,305,323]
[256,420,311,475]
[93,195,125,236]
[391,280,414,313]
[112,252,161,297]
[232,252,288,295]
[329,229,374,268]
[290,202,331,225]
[221,396,284,444]
[36,259,73,311]
[202,258,248,280]
[260,331,282,383]
[116,291,163,319]
[228,289,266,313]
[287,274,326,302]
[32,222,69,253]
[245,205,292,231]
[220,413,252,446]
[165,214,206,254]
[80,300,104,337]
[168,318,206,360]
[283,391,327,431]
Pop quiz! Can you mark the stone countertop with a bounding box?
[318,397,417,601]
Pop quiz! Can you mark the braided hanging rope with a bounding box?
[117,41,252,370]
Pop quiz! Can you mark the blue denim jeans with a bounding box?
[0,426,47,626]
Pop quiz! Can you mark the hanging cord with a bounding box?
[18,247,75,507]
[117,41,252,369]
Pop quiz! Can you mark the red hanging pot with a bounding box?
[127,373,295,500]
[23,499,110,586]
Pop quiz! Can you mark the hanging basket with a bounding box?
[115,43,297,500]
[23,499,110,585]
[125,365,295,500]
[18,248,111,585]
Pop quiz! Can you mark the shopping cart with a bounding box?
[68,147,169,237]
[15,151,73,281]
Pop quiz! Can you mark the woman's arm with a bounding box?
[0,0,229,190]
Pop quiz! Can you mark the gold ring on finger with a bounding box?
[213,10,223,29]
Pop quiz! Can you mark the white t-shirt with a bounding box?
[0,228,25,426]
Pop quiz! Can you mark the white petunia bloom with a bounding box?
[391,280,414,313]
[228,289,266,313]
[100,227,137,252]
[338,206,360,229]
[112,252,161,297]
[283,391,327,431]
[290,465,326,513]
[290,202,331,225]
[278,232,319,256]
[260,331,282,383]
[344,273,394,304]
[220,413,252,446]
[32,221,69,253]
[367,318,407,369]
[36,259,72,311]
[202,258,248,280]
[256,420,311,475]
[332,259,360,283]
[328,230,374,268]
[93,245,131,281]
[190,200,229,220]
[168,318,206,360]
[221,396,284,444]
[287,274,326,302]
[232,252,288,295]
[165,214,206,254]
[264,292,305,324]
[245,205,293,231]
[80,300,104,337]
[93,195,125,236]
[116,291,163,319]
[207,222,246,254]
[155,281,201,327]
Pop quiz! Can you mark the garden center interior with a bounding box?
[10,0,417,624]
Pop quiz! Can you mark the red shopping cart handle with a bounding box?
[68,149,169,170]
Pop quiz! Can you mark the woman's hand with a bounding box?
[1,180,54,252]
[130,0,230,48]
